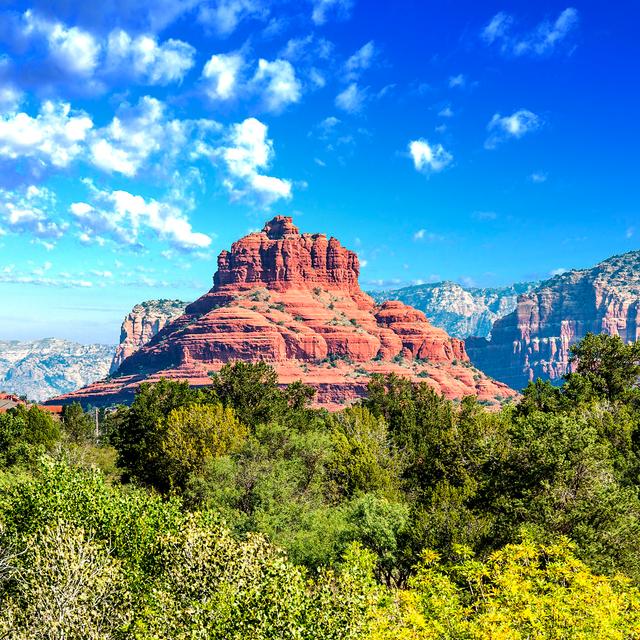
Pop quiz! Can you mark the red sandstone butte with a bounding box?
[52,217,515,409]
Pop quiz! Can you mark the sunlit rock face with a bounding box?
[467,251,640,390]
[52,216,515,409]
[110,299,188,374]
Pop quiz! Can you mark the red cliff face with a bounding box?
[466,251,640,390]
[54,216,514,409]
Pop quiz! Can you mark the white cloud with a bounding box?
[485,109,542,149]
[550,267,568,276]
[13,10,195,90]
[529,171,548,183]
[198,0,266,36]
[345,41,376,80]
[22,10,102,76]
[625,227,634,239]
[335,82,366,113]
[0,185,67,241]
[280,35,333,63]
[202,52,244,100]
[0,101,93,167]
[105,30,195,85]
[0,267,94,288]
[0,86,23,114]
[413,229,444,242]
[482,8,579,57]
[71,183,211,251]
[311,0,353,25]
[408,139,453,174]
[89,96,188,176]
[481,12,513,44]
[515,8,579,56]
[448,73,465,88]
[214,117,292,206]
[252,58,301,112]
[438,106,454,118]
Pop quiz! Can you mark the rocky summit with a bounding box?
[110,299,188,374]
[53,216,515,409]
[467,250,640,390]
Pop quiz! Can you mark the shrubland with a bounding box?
[1,333,640,638]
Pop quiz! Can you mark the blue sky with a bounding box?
[0,0,638,343]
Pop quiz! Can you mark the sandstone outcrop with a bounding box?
[370,281,536,338]
[110,299,188,373]
[466,251,640,390]
[52,217,515,409]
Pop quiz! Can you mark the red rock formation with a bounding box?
[53,216,515,409]
[466,251,640,390]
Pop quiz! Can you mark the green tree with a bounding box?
[62,402,94,443]
[209,361,285,426]
[161,402,247,490]
[327,406,400,499]
[110,379,198,488]
[566,332,640,402]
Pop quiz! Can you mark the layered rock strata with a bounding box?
[52,217,515,409]
[466,251,640,390]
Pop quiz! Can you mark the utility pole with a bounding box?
[95,408,99,442]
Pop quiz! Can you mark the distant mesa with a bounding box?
[466,250,640,390]
[370,280,536,339]
[50,216,515,409]
[0,339,114,403]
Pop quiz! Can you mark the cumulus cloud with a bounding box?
[0,85,23,113]
[105,30,195,85]
[3,10,196,93]
[482,8,579,57]
[408,139,453,174]
[197,0,266,36]
[0,185,67,241]
[213,117,292,206]
[71,182,211,251]
[0,95,220,184]
[201,54,302,112]
[89,96,189,176]
[0,101,93,170]
[335,82,367,113]
[14,0,199,35]
[311,0,354,25]
[344,41,376,80]
[202,52,244,100]
[22,10,101,76]
[252,58,301,112]
[485,109,543,149]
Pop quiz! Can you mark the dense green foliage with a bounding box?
[1,334,640,638]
